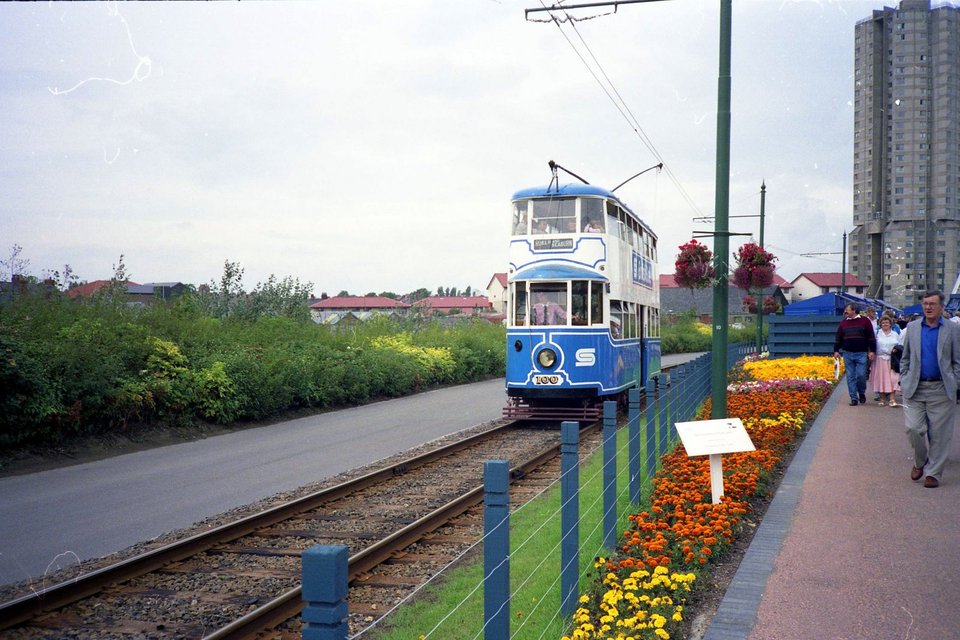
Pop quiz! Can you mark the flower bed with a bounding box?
[563,354,837,640]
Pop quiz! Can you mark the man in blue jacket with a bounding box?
[899,290,960,488]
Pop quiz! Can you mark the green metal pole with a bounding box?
[755,181,766,353]
[711,0,732,419]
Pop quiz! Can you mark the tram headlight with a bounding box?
[537,348,557,369]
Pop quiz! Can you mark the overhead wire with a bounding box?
[536,2,705,218]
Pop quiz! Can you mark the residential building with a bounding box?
[659,274,790,323]
[789,273,868,301]
[308,295,410,323]
[412,296,493,316]
[486,273,508,315]
[852,0,960,308]
[65,280,188,305]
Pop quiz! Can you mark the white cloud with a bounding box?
[0,0,880,294]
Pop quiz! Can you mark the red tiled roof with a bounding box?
[793,272,868,288]
[659,274,679,288]
[413,296,493,310]
[66,280,141,298]
[771,273,793,289]
[487,272,508,289]
[310,296,410,310]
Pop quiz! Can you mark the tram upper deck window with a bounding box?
[581,198,605,233]
[532,198,576,235]
[530,283,568,325]
[605,201,622,240]
[512,200,529,235]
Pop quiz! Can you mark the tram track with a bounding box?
[0,420,607,639]
[1,366,691,639]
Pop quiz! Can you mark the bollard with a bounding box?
[560,422,579,618]
[628,387,641,505]
[602,400,617,550]
[302,545,348,640]
[645,378,657,480]
[483,460,510,640]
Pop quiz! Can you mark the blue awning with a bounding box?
[509,263,608,282]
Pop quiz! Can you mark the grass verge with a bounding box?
[367,423,659,640]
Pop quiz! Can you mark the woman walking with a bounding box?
[872,316,901,406]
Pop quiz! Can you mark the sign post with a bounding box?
[674,418,754,504]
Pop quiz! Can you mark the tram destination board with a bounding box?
[533,238,574,251]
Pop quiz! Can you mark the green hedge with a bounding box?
[0,295,506,448]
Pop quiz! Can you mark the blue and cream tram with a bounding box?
[503,177,661,420]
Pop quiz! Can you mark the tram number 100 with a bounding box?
[533,374,562,385]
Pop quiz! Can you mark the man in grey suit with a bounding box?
[899,290,960,488]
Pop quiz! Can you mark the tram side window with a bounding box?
[532,198,576,234]
[591,282,604,326]
[513,286,528,326]
[626,302,637,339]
[530,283,568,326]
[571,281,588,325]
[581,198,605,233]
[610,300,623,339]
[512,201,529,235]
[605,201,621,240]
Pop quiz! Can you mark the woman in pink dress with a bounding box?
[872,316,901,406]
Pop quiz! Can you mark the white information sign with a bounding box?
[674,418,754,456]
[674,418,755,504]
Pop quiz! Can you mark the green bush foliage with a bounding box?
[0,292,506,448]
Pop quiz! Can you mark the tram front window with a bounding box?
[532,198,576,234]
[512,201,529,235]
[571,281,588,325]
[581,198,604,233]
[530,284,568,326]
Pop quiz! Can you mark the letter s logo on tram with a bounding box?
[575,348,596,367]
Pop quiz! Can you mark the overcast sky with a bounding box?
[1,0,892,296]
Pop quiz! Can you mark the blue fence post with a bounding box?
[302,545,348,640]
[484,460,510,640]
[645,378,657,480]
[560,421,579,618]
[675,368,686,423]
[602,400,617,550]
[628,388,641,505]
[658,374,669,457]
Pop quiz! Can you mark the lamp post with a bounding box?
[755,182,766,353]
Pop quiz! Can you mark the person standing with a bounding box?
[899,290,960,488]
[872,316,901,406]
[834,303,876,406]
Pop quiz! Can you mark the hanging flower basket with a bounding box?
[732,242,777,291]
[674,239,716,290]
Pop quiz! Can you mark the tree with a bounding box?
[99,253,131,304]
[337,290,350,297]
[674,239,715,309]
[464,285,472,296]
[1,244,30,281]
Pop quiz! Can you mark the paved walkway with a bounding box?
[705,382,960,640]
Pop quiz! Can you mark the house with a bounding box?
[789,273,868,302]
[412,296,493,316]
[486,273,508,314]
[308,295,410,323]
[659,273,790,324]
[65,280,189,305]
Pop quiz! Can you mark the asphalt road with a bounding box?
[0,379,507,589]
[0,352,703,590]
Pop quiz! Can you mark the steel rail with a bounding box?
[0,421,524,631]
[203,421,602,640]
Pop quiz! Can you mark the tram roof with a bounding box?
[511,184,615,200]
[509,263,609,282]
